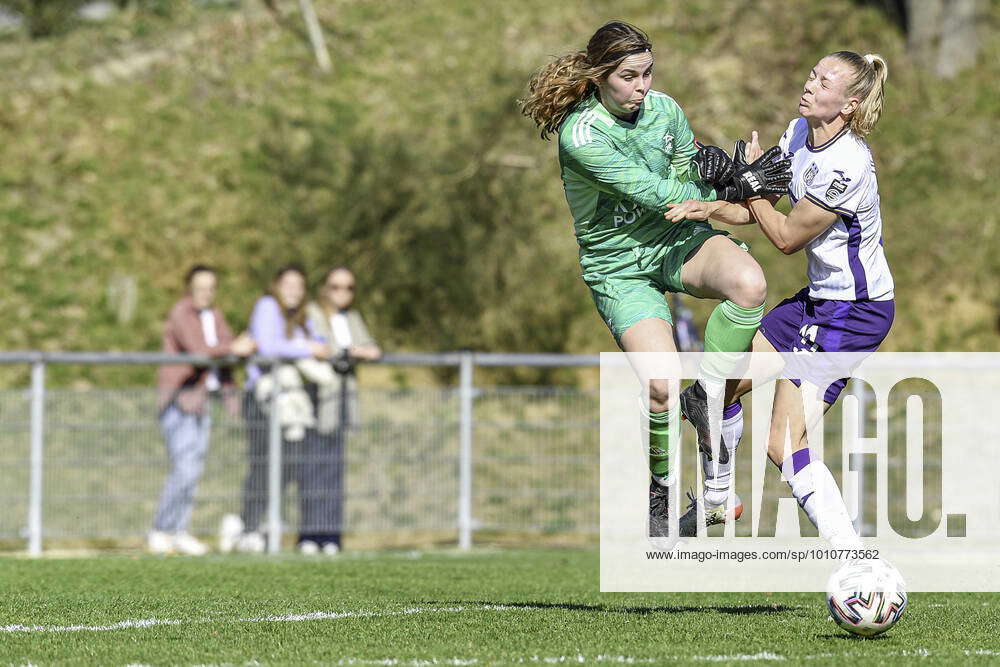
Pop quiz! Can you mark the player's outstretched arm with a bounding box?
[664,200,752,225]
[562,138,717,212]
[748,196,839,255]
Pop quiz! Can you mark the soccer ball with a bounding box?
[826,558,907,637]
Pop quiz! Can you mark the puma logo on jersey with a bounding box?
[612,200,641,227]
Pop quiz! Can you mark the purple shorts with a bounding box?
[759,288,895,403]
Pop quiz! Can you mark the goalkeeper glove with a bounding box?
[691,143,735,186]
[716,145,792,202]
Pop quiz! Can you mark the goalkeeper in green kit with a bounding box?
[521,21,791,543]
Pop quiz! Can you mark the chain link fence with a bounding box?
[0,352,599,554]
[0,351,947,554]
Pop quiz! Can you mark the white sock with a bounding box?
[781,452,860,548]
[702,404,744,507]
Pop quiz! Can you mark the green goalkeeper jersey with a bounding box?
[558,90,717,255]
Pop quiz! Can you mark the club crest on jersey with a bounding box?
[825,169,851,202]
[663,132,674,151]
[803,162,819,186]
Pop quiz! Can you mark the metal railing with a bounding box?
[3,350,943,556]
[0,351,599,555]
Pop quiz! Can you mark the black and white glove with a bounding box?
[732,138,749,167]
[716,144,792,202]
[691,143,735,186]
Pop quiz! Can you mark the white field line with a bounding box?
[336,659,657,666]
[322,649,1000,665]
[1,602,820,635]
[690,651,977,662]
[4,607,997,665]
[691,653,785,662]
[801,650,933,660]
[0,617,185,633]
[1,602,819,634]
[103,650,998,667]
[0,604,518,634]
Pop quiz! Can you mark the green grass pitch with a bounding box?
[1,549,998,665]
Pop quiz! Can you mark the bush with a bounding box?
[7,0,87,37]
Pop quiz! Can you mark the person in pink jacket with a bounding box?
[151,265,255,555]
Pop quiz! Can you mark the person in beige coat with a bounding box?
[302,267,381,554]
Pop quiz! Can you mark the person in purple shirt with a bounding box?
[244,266,332,390]
[219,265,333,553]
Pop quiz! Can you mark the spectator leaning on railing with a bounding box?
[151,264,256,556]
[308,267,381,434]
[219,264,334,554]
[303,266,382,554]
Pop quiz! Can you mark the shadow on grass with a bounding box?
[817,632,892,641]
[435,600,798,616]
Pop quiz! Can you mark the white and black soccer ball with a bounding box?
[826,558,907,637]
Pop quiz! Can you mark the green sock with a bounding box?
[649,405,679,481]
[700,300,765,391]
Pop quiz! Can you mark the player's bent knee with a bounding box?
[732,266,767,308]
[648,379,673,409]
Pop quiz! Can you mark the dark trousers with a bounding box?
[241,392,345,546]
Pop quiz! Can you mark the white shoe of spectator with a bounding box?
[218,513,244,554]
[147,530,173,555]
[173,532,210,556]
[236,531,266,554]
[321,542,340,557]
[298,540,320,556]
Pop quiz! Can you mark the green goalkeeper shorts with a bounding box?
[580,221,746,343]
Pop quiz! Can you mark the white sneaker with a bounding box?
[298,540,320,555]
[677,490,744,537]
[236,531,266,553]
[321,542,340,557]
[173,532,210,556]
[218,513,244,554]
[147,530,173,555]
[702,492,744,526]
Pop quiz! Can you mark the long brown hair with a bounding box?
[520,21,652,139]
[270,264,309,339]
[829,51,888,138]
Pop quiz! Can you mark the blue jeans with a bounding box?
[153,404,211,532]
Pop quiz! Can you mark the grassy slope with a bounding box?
[1,551,999,665]
[1,0,998,387]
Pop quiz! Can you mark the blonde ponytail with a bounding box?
[830,50,889,138]
[852,53,888,138]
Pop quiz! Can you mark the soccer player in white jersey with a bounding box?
[665,51,892,547]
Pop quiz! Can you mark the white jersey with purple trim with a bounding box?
[778,117,894,301]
